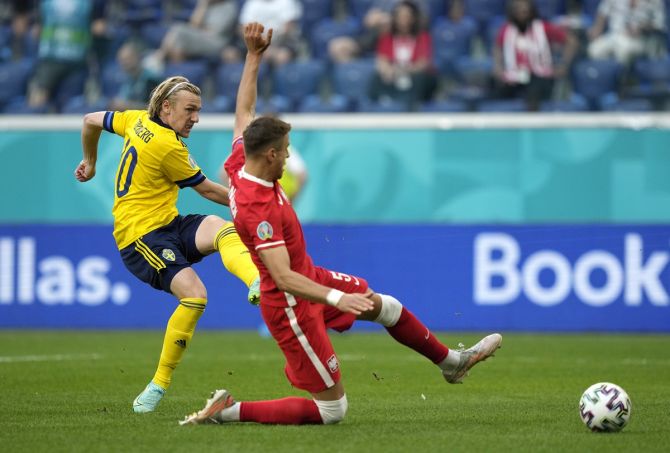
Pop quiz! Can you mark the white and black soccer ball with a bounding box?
[579,382,632,432]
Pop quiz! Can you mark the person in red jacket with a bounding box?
[368,0,436,111]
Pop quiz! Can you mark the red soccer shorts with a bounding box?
[260,266,369,393]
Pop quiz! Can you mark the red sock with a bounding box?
[386,308,450,364]
[240,397,323,424]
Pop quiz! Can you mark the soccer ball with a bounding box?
[579,382,632,432]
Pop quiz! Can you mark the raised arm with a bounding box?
[233,22,273,139]
[75,111,106,182]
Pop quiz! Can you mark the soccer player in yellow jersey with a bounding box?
[74,76,260,413]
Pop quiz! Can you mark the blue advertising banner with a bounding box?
[0,225,668,332]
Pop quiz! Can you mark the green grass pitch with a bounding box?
[1,331,668,452]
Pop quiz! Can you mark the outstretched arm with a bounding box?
[75,111,106,182]
[233,22,273,139]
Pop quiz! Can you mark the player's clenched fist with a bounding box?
[243,22,272,54]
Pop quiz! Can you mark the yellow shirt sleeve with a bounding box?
[161,146,206,188]
[102,110,142,137]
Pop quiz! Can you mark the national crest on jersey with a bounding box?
[103,110,206,249]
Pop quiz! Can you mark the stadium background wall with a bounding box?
[0,114,669,331]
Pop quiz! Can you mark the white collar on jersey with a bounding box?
[239,166,273,188]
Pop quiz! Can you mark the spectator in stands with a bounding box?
[368,0,436,110]
[587,0,666,65]
[328,0,428,64]
[492,0,577,111]
[108,40,160,111]
[0,0,36,61]
[143,0,238,73]
[225,0,304,67]
[27,0,106,108]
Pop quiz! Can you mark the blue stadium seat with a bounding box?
[571,59,622,110]
[534,0,566,19]
[163,60,209,87]
[215,62,269,98]
[301,0,334,36]
[465,0,506,40]
[331,59,376,104]
[255,95,293,114]
[485,15,506,52]
[310,16,362,60]
[432,17,477,75]
[581,0,601,18]
[273,60,327,104]
[419,99,469,112]
[298,94,350,112]
[61,95,108,114]
[200,95,234,113]
[348,0,375,20]
[54,69,88,111]
[631,57,670,98]
[451,56,493,102]
[0,59,35,108]
[169,0,198,21]
[100,62,125,98]
[357,98,407,113]
[140,23,169,49]
[123,0,163,27]
[600,94,655,112]
[540,96,589,112]
[1,96,49,114]
[477,99,527,112]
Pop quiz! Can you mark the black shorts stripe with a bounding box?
[135,240,166,270]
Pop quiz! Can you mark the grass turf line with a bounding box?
[0,331,668,452]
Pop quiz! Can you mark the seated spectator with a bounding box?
[143,0,238,73]
[27,0,106,108]
[0,0,36,61]
[492,0,577,111]
[108,40,160,111]
[587,0,666,66]
[328,0,429,64]
[368,0,436,110]
[225,0,304,67]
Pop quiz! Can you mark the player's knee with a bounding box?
[315,395,348,425]
[374,294,403,327]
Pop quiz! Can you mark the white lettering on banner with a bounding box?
[0,236,130,306]
[0,238,13,303]
[474,232,669,307]
[474,233,520,304]
[625,234,669,306]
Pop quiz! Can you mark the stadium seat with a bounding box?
[571,59,622,110]
[630,57,670,99]
[464,0,506,40]
[599,94,654,112]
[348,0,376,20]
[419,99,469,112]
[581,0,601,18]
[485,15,506,52]
[215,61,269,98]
[451,56,493,103]
[357,98,407,113]
[100,62,125,98]
[539,96,589,112]
[61,95,108,114]
[1,96,49,114]
[0,59,35,108]
[140,23,169,49]
[273,60,327,104]
[533,0,566,19]
[477,99,527,112]
[297,94,350,113]
[122,0,163,27]
[163,60,209,87]
[310,16,362,60]
[255,95,293,114]
[54,69,88,111]
[301,0,334,36]
[331,59,376,104]
[200,95,234,113]
[432,17,478,75]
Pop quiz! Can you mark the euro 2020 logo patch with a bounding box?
[256,221,273,241]
[162,249,176,262]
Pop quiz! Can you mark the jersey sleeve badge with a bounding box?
[256,221,274,240]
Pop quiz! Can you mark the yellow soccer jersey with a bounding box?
[102,110,205,249]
